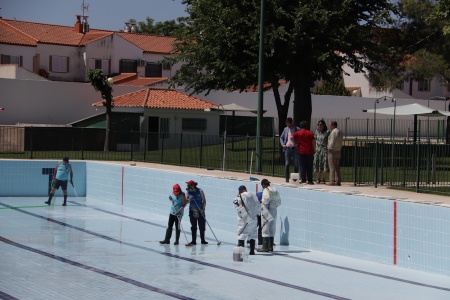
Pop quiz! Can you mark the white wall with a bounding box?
[194,89,448,119]
[1,78,447,139]
[36,44,86,81]
[113,35,143,74]
[0,44,37,73]
[0,78,142,125]
[0,65,48,81]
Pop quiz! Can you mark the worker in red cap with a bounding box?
[185,180,208,246]
[160,184,188,245]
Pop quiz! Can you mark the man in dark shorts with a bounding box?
[45,157,73,206]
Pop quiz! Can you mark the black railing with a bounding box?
[1,125,450,195]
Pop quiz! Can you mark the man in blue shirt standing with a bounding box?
[280,117,300,182]
[45,157,73,206]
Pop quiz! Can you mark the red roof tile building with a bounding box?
[0,17,182,83]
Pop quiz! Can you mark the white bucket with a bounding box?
[233,246,245,262]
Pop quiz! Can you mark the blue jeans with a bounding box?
[284,147,299,180]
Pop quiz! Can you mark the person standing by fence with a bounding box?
[280,117,300,183]
[314,120,330,184]
[291,121,316,184]
[327,120,344,186]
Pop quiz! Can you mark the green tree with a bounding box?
[367,0,450,142]
[86,69,113,152]
[313,77,352,96]
[369,0,450,89]
[125,17,187,36]
[169,0,395,131]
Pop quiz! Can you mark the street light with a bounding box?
[390,98,397,186]
[373,96,395,139]
[256,0,265,174]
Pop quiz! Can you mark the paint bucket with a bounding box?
[233,246,245,262]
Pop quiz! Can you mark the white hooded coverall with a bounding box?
[234,191,261,240]
[261,186,280,237]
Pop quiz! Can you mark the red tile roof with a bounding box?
[116,32,175,54]
[111,73,168,86]
[0,19,113,46]
[243,81,288,92]
[93,88,217,110]
[122,77,168,86]
[111,73,138,84]
[0,19,176,54]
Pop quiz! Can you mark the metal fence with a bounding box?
[1,124,450,195]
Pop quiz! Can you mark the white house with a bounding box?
[0,16,182,82]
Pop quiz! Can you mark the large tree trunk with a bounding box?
[273,81,293,135]
[292,81,312,129]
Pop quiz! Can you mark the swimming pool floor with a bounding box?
[1,196,449,300]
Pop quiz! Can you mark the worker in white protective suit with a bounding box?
[257,179,281,252]
[234,185,261,255]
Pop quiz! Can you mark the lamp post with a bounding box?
[218,104,228,171]
[373,96,395,139]
[390,98,396,186]
[373,97,383,139]
[256,0,265,174]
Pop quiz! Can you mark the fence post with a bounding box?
[160,133,165,164]
[432,153,436,184]
[199,132,203,168]
[380,139,384,186]
[30,126,33,159]
[416,142,421,193]
[179,131,183,166]
[402,139,407,187]
[143,130,148,162]
[130,130,133,161]
[246,135,249,173]
[272,135,275,176]
[81,128,84,160]
[353,138,358,186]
[366,119,369,140]
[426,139,431,184]
[374,139,378,188]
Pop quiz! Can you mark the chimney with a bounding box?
[74,15,83,33]
[82,16,90,33]
[124,22,131,33]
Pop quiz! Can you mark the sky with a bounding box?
[0,0,189,31]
